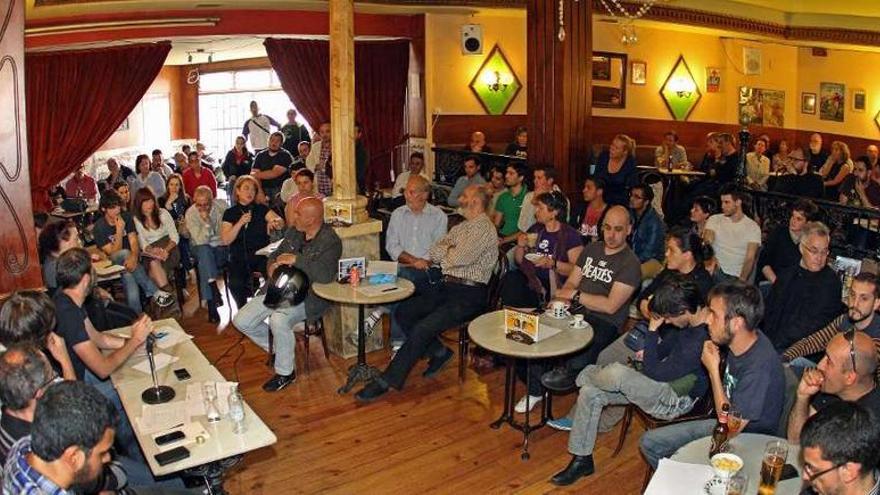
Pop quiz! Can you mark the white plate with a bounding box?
[524,253,548,262]
[569,321,588,329]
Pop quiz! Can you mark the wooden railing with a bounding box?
[431,147,526,186]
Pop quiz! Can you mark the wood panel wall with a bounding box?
[0,0,42,294]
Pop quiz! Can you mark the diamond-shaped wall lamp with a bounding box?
[660,55,702,121]
[469,44,522,115]
[874,109,880,133]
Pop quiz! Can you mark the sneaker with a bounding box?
[363,308,384,337]
[262,373,296,392]
[548,417,573,431]
[152,290,175,308]
[514,394,543,414]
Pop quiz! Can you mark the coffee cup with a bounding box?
[550,301,568,319]
[572,314,585,328]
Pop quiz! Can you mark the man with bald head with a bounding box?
[101,157,133,191]
[232,196,342,392]
[541,205,642,391]
[788,331,880,444]
[806,133,829,173]
[866,144,880,171]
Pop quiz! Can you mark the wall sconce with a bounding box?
[469,44,522,115]
[660,55,702,121]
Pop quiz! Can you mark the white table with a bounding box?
[108,318,277,493]
[671,433,802,494]
[468,310,593,460]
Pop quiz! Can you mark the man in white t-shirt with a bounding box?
[242,100,281,151]
[391,152,431,199]
[704,184,761,281]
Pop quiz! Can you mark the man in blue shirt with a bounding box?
[628,183,666,280]
[447,156,486,207]
[640,280,785,469]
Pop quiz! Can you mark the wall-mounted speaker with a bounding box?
[461,24,482,55]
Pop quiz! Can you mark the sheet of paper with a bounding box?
[644,458,715,495]
[136,401,189,435]
[355,284,401,297]
[153,329,193,350]
[255,239,283,256]
[132,353,179,375]
[367,260,398,276]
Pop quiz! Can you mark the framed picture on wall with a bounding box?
[630,61,646,85]
[820,82,845,122]
[706,67,721,92]
[802,92,817,114]
[853,89,866,112]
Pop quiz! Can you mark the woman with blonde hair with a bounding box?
[593,133,638,206]
[819,140,853,200]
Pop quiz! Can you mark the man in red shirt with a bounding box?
[182,151,217,198]
[64,166,99,201]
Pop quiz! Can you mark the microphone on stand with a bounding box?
[141,333,176,405]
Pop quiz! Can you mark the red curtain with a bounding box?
[264,38,409,189]
[26,42,171,211]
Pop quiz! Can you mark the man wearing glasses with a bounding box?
[763,221,844,352]
[799,401,880,495]
[787,331,880,444]
[627,183,665,280]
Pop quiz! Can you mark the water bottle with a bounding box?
[227,385,246,434]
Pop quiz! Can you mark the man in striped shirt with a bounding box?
[783,272,880,380]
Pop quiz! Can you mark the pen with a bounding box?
[381,287,398,292]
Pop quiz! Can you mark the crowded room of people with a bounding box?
[5,0,880,493]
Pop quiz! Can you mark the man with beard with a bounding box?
[784,272,880,378]
[639,280,785,469]
[805,133,830,173]
[252,131,294,201]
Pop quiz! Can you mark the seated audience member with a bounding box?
[195,141,215,166]
[465,130,492,154]
[93,191,174,312]
[171,152,187,173]
[378,175,448,351]
[772,149,825,199]
[772,138,795,173]
[640,281,785,469]
[160,174,193,272]
[306,122,333,197]
[253,131,294,201]
[220,176,284,309]
[519,166,568,233]
[745,138,771,190]
[758,199,818,285]
[64,166,99,202]
[788,332,880,446]
[840,156,880,208]
[486,165,506,213]
[181,144,192,158]
[494,162,530,244]
[282,169,325,209]
[628,184,665,279]
[638,228,714,318]
[391,152,430,201]
[150,149,173,179]
[798,401,880,495]
[355,185,498,402]
[504,126,528,158]
[706,133,739,184]
[783,272,880,374]
[867,144,880,171]
[819,141,854,201]
[0,291,75,381]
[222,135,255,202]
[101,158,133,191]
[186,186,229,323]
[570,177,608,244]
[689,196,716,238]
[281,109,311,157]
[704,185,761,281]
[696,132,720,174]
[132,188,181,300]
[550,278,709,486]
[182,150,218,199]
[540,206,641,392]
[502,191,583,310]
[130,154,165,199]
[113,180,131,211]
[448,155,486,207]
[654,131,688,168]
[593,134,638,206]
[806,132,830,173]
[764,222,843,352]
[291,141,310,171]
[232,198,341,392]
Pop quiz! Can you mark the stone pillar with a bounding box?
[527,0,592,194]
[0,0,41,295]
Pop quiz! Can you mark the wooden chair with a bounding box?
[295,318,331,373]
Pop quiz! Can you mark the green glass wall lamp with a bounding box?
[660,55,702,121]
[469,44,522,115]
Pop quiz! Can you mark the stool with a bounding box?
[296,319,330,373]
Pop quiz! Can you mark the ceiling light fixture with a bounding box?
[598,0,665,45]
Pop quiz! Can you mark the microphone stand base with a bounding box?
[142,386,176,405]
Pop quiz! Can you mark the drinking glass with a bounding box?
[227,385,246,434]
[203,382,221,423]
[726,472,748,495]
[758,440,789,495]
[727,406,744,439]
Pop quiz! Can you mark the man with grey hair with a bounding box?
[764,221,844,352]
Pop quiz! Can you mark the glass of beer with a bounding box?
[726,472,748,495]
[727,406,744,439]
[758,440,789,495]
[526,232,538,249]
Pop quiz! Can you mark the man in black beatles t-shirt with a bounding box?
[252,131,294,201]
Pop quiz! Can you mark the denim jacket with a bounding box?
[630,206,666,263]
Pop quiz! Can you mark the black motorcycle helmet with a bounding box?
[263,265,310,309]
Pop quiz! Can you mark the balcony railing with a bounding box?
[431,147,526,186]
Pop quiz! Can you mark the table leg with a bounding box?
[184,454,243,495]
[488,357,550,461]
[490,357,515,429]
[337,304,382,394]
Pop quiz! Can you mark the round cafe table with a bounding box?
[313,278,414,394]
[672,433,803,494]
[468,309,593,460]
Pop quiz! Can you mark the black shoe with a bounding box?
[207,301,220,323]
[541,367,577,392]
[551,455,595,486]
[209,281,224,308]
[262,373,296,392]
[422,346,454,378]
[355,378,389,403]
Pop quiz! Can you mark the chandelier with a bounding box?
[598,0,662,45]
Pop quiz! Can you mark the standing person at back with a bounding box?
[281,109,310,157]
[704,184,761,281]
[242,100,281,151]
[252,131,294,203]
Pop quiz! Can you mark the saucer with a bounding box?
[524,253,548,262]
[544,310,570,320]
[569,321,588,329]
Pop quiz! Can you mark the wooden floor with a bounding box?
[176,289,649,494]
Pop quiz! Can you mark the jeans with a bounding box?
[639,418,716,469]
[192,244,228,302]
[568,363,695,456]
[232,293,306,375]
[383,282,486,390]
[388,266,439,344]
[109,249,158,314]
